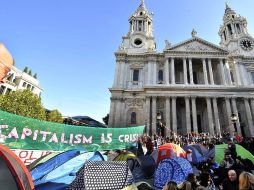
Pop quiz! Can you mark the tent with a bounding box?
[152,143,186,164]
[34,151,104,190]
[113,151,136,161]
[154,157,193,188]
[190,144,208,155]
[28,152,60,171]
[127,155,156,181]
[66,161,134,190]
[183,145,206,164]
[0,144,34,190]
[214,144,254,164]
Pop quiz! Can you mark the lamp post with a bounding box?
[231,113,238,132]
[156,112,162,136]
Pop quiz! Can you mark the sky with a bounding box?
[0,0,253,123]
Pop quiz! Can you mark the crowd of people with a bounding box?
[132,131,254,190]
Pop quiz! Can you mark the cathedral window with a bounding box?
[251,72,254,83]
[131,112,137,124]
[133,69,139,82]
[138,21,142,31]
[158,70,163,83]
[223,31,227,41]
[230,71,235,83]
[236,24,241,34]
[227,24,233,35]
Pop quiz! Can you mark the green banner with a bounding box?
[0,110,144,151]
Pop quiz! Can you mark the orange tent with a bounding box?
[0,144,34,190]
[156,143,186,164]
[0,43,13,83]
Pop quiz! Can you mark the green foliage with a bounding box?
[0,89,46,120]
[46,109,63,123]
[28,70,32,76]
[33,73,37,79]
[23,67,29,73]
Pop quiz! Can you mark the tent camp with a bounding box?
[34,151,104,190]
[31,149,81,182]
[213,144,254,164]
[183,145,206,164]
[0,144,34,190]
[154,157,193,188]
[152,143,186,164]
[28,152,60,171]
[66,161,134,190]
[113,151,136,161]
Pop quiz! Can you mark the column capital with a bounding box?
[191,96,197,99]
[185,96,191,99]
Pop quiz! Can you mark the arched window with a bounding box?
[131,112,137,124]
[158,70,163,82]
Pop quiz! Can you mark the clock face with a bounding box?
[240,38,254,51]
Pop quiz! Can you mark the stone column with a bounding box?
[185,97,191,133]
[231,97,241,135]
[189,58,194,84]
[152,97,157,135]
[153,62,157,84]
[148,61,152,85]
[234,61,241,85]
[171,58,175,84]
[108,99,115,127]
[165,58,169,84]
[220,59,226,85]
[225,98,234,136]
[165,97,171,137]
[250,98,254,121]
[183,58,188,84]
[172,97,177,132]
[208,59,214,85]
[202,59,208,85]
[212,98,221,136]
[225,60,232,85]
[191,97,198,133]
[113,62,120,87]
[244,98,254,137]
[146,97,151,134]
[206,97,214,135]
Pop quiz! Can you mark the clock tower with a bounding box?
[219,3,254,56]
[117,0,156,54]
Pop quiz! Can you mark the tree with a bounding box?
[102,114,109,125]
[0,89,46,120]
[46,109,63,123]
[23,67,29,73]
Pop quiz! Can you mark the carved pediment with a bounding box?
[126,98,144,108]
[167,37,228,54]
[129,63,144,68]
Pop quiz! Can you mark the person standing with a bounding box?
[222,170,239,190]
[239,172,254,190]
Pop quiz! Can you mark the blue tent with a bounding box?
[31,149,81,182]
[183,145,206,164]
[154,158,193,188]
[34,151,104,190]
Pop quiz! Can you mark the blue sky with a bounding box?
[0,0,253,122]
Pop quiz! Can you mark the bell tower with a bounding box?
[219,3,254,55]
[117,0,156,54]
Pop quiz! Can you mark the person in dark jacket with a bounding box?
[222,169,239,190]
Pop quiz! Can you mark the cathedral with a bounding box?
[108,1,254,137]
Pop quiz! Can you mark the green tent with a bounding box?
[27,152,60,171]
[215,144,254,164]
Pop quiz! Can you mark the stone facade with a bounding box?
[109,1,254,137]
